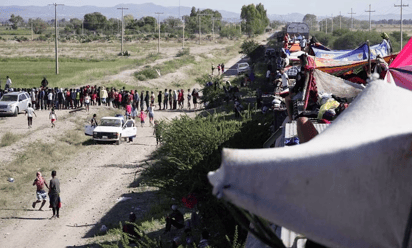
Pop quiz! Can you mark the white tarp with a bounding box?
[208,81,412,248]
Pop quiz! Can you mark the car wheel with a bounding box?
[13,107,19,117]
[116,135,121,145]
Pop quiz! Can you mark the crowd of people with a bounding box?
[0,81,202,115]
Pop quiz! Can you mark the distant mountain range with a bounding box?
[0,3,411,23]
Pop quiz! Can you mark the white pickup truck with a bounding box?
[85,116,136,145]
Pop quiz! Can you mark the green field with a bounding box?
[0,57,136,89]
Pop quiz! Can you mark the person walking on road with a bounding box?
[25,103,37,128]
[32,172,49,211]
[49,170,61,219]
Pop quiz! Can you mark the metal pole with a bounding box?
[117,7,128,54]
[326,18,327,34]
[31,22,33,40]
[182,18,185,48]
[155,12,163,53]
[340,11,341,29]
[348,8,356,30]
[55,4,58,74]
[82,20,83,35]
[395,0,409,49]
[331,14,333,33]
[365,4,375,32]
[199,15,201,44]
[367,40,371,77]
[49,3,64,75]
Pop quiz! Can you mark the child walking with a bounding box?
[25,103,37,129]
[49,107,57,128]
[138,110,146,127]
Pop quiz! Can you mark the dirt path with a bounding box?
[0,106,196,248]
[0,33,273,248]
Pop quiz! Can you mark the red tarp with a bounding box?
[386,37,412,90]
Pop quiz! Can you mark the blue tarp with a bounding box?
[311,40,391,61]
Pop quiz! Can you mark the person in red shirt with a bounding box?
[32,172,49,211]
[117,92,122,109]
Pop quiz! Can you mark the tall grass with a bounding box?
[0,132,21,147]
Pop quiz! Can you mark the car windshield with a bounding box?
[100,119,121,127]
[0,95,18,102]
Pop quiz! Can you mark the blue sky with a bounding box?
[2,0,412,16]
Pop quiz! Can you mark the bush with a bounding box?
[142,111,273,245]
[134,67,159,80]
[333,30,383,50]
[176,48,190,57]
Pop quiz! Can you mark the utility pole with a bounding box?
[117,7,128,54]
[155,12,163,53]
[331,14,333,33]
[31,22,33,40]
[348,8,356,30]
[395,0,409,49]
[49,3,64,75]
[82,20,84,35]
[340,11,342,29]
[326,18,328,34]
[182,17,185,48]
[365,4,375,32]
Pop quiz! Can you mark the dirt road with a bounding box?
[0,32,274,248]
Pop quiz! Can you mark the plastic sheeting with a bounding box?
[311,40,391,61]
[208,81,412,248]
[313,69,364,99]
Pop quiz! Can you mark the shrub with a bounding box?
[134,67,159,80]
[176,48,190,57]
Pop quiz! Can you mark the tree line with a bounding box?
[5,3,271,38]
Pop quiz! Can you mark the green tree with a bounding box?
[303,14,317,30]
[9,14,24,30]
[240,3,269,36]
[83,12,107,31]
[28,18,48,34]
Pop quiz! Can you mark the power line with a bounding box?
[365,4,376,32]
[395,0,409,49]
[117,7,128,54]
[49,3,64,75]
[348,8,356,30]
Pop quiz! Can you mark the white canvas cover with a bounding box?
[313,69,364,99]
[208,81,412,248]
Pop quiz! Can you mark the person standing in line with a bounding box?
[217,64,221,75]
[187,89,192,110]
[100,86,108,106]
[150,91,155,109]
[211,63,215,75]
[144,91,150,111]
[173,90,178,110]
[157,91,162,110]
[221,63,225,73]
[147,104,154,126]
[32,172,49,211]
[84,93,91,112]
[168,89,173,109]
[192,89,198,110]
[49,170,60,219]
[47,90,53,110]
[163,89,168,110]
[140,91,144,111]
[49,107,57,128]
[25,103,37,128]
[180,89,185,110]
[134,90,140,110]
[4,76,12,90]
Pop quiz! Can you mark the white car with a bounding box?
[85,116,136,145]
[0,92,32,116]
[237,62,250,75]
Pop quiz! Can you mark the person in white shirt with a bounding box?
[84,93,91,112]
[25,103,37,128]
[47,90,53,110]
[280,69,289,90]
[5,76,12,90]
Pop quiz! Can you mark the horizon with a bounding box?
[0,0,412,21]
